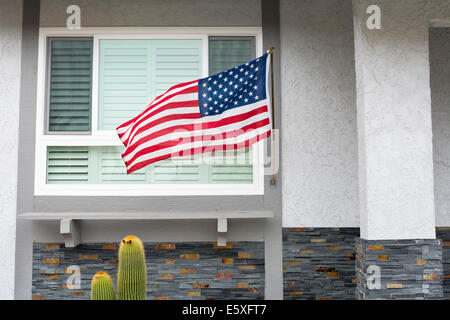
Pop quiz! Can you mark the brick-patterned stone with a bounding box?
[32,241,264,300]
[222,258,234,264]
[356,238,443,300]
[44,258,59,264]
[78,255,98,260]
[180,268,196,274]
[386,284,403,289]
[283,228,359,300]
[437,229,450,299]
[214,243,233,249]
[102,244,118,250]
[45,244,60,250]
[310,238,326,243]
[238,265,256,270]
[180,254,199,260]
[156,244,175,250]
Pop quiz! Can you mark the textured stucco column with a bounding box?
[0,0,23,299]
[353,0,436,241]
[353,0,442,300]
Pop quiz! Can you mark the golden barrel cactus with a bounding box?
[90,271,116,300]
[117,235,147,300]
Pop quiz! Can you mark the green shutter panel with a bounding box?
[208,38,255,75]
[152,40,203,96]
[147,159,203,184]
[210,149,253,184]
[98,146,147,184]
[46,146,89,184]
[208,38,255,184]
[48,39,93,132]
[98,41,151,130]
[98,39,202,130]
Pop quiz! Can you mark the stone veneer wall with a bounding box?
[282,228,359,300]
[355,238,443,300]
[436,228,450,298]
[32,242,264,300]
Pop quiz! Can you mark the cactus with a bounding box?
[90,271,116,300]
[117,235,147,300]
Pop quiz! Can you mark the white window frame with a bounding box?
[34,27,265,196]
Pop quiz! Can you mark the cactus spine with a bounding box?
[117,235,147,300]
[90,271,116,300]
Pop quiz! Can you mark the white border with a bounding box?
[34,27,264,196]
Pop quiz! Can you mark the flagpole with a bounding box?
[269,47,276,186]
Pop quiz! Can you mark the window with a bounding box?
[46,38,93,133]
[35,28,264,196]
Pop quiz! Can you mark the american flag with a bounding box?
[117,52,272,174]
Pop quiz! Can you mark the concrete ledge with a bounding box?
[18,211,273,220]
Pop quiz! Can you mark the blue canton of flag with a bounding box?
[198,53,268,117]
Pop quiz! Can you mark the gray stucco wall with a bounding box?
[40,0,261,27]
[15,0,283,300]
[0,0,23,300]
[280,0,359,227]
[431,28,450,227]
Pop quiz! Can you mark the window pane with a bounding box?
[46,146,252,184]
[209,37,255,75]
[98,39,203,130]
[47,38,93,132]
[208,37,256,178]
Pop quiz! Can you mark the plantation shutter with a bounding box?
[208,37,256,184]
[97,39,204,183]
[98,39,203,130]
[46,146,89,184]
[208,37,255,75]
[47,38,93,132]
[97,146,147,184]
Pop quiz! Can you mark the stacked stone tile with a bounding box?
[32,241,264,300]
[355,238,443,300]
[282,228,359,300]
[436,228,450,299]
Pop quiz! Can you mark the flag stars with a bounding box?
[198,54,267,117]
